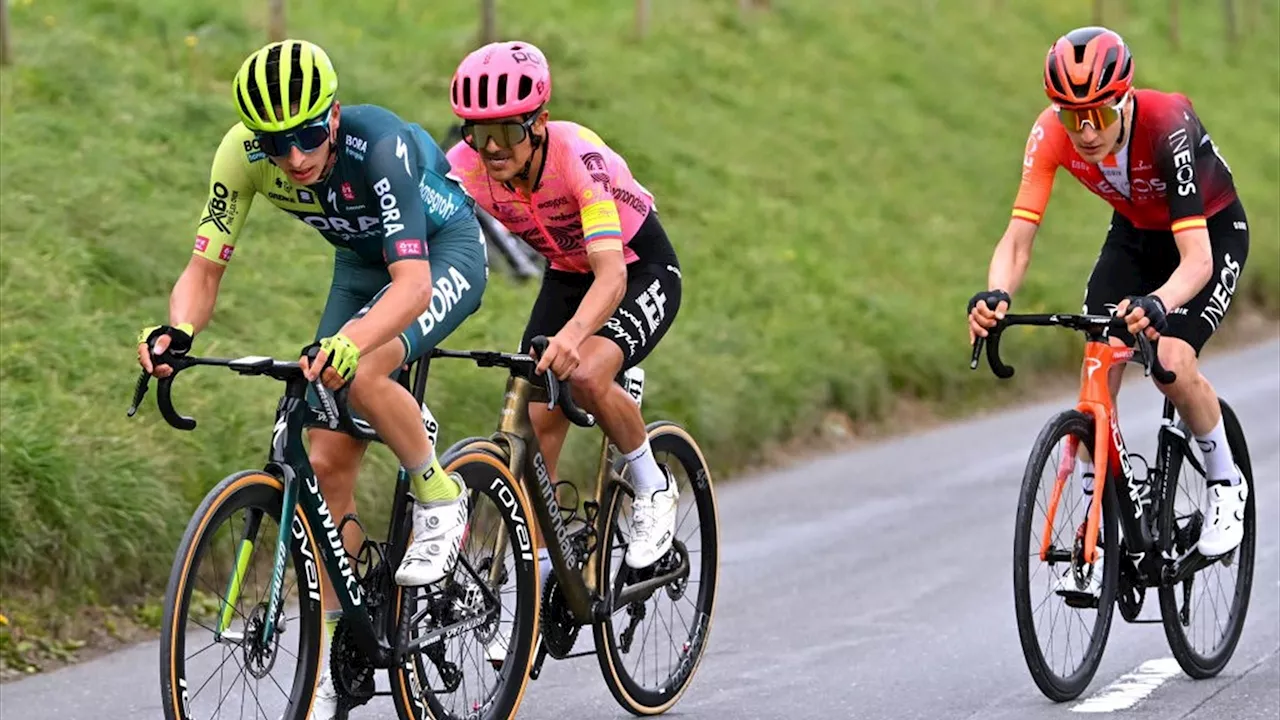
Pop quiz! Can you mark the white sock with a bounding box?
[1196,417,1238,483]
[622,439,668,498]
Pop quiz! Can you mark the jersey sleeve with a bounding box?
[560,133,624,255]
[1010,111,1064,226]
[365,131,431,264]
[193,127,258,265]
[1152,97,1208,233]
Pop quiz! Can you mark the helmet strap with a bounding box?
[315,136,339,184]
[515,126,547,187]
[1112,94,1131,155]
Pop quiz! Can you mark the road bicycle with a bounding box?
[971,313,1255,702]
[398,341,719,719]
[134,336,717,719]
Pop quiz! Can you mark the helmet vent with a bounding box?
[478,74,490,109]
[496,73,509,106]
[265,44,284,120]
[1097,47,1118,90]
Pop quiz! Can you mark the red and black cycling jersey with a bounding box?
[1011,89,1238,232]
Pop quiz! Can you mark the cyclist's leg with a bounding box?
[572,212,683,568]
[307,252,378,609]
[341,220,489,585]
[304,251,381,718]
[1154,200,1249,554]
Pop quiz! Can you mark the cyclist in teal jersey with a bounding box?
[135,39,487,720]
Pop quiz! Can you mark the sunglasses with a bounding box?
[1054,93,1128,133]
[461,113,540,151]
[256,107,333,157]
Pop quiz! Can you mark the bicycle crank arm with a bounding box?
[401,606,501,657]
[612,548,691,610]
[1163,547,1218,587]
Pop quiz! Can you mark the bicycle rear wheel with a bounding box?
[1013,410,1120,702]
[594,422,719,716]
[389,440,540,720]
[160,470,324,720]
[1159,399,1256,678]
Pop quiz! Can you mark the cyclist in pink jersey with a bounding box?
[447,41,684,574]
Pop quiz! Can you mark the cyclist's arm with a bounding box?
[175,127,259,333]
[989,118,1058,296]
[1151,111,1214,310]
[168,257,228,334]
[562,149,629,345]
[341,131,434,353]
[987,218,1040,297]
[563,245,627,346]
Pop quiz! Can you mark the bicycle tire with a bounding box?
[594,421,719,716]
[1013,410,1120,702]
[160,470,324,720]
[1158,399,1256,678]
[389,442,540,720]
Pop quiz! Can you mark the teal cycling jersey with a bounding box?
[193,104,476,266]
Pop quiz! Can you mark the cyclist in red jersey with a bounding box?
[967,27,1249,588]
[445,42,683,579]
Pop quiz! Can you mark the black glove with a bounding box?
[1122,295,1168,333]
[967,289,1012,314]
[138,323,194,357]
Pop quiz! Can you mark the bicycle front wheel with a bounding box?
[160,470,324,720]
[1013,410,1120,702]
[594,421,720,716]
[1159,399,1256,678]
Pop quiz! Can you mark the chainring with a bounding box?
[330,618,376,712]
[540,577,581,659]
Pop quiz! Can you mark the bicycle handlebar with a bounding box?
[130,335,596,433]
[127,351,378,439]
[969,313,1176,385]
[429,335,596,428]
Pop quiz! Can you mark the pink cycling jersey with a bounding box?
[446,121,656,273]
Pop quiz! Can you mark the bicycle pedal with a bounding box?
[1056,589,1100,609]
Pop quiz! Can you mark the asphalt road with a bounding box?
[4,340,1277,720]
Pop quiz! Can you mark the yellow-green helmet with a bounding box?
[232,39,338,132]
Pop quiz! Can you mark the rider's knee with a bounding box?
[568,361,615,405]
[346,341,404,405]
[1156,338,1200,391]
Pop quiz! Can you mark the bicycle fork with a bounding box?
[1039,406,1154,567]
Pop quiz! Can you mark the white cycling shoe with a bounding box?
[1198,468,1247,557]
[395,474,469,587]
[1054,557,1103,599]
[626,470,679,569]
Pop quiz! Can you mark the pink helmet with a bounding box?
[450,41,552,121]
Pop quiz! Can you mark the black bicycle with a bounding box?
[137,337,557,718]
[972,313,1256,701]
[394,344,719,718]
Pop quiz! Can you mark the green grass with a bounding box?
[1,0,1277,605]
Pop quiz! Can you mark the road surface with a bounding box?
[4,340,1277,720]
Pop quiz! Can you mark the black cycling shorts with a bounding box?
[520,210,682,370]
[1083,198,1249,354]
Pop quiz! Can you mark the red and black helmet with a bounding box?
[1044,27,1134,107]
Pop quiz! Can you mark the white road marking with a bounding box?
[1071,658,1182,713]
